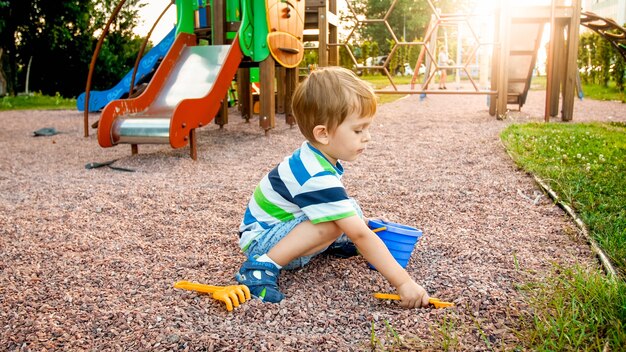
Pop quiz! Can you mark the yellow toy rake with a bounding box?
[174,281,251,312]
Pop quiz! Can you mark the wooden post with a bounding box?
[189,129,197,160]
[212,0,224,44]
[489,5,501,116]
[260,56,276,132]
[549,21,565,117]
[237,68,252,122]
[213,0,229,127]
[544,0,557,122]
[561,0,581,121]
[215,97,229,128]
[285,67,297,126]
[328,0,338,65]
[496,2,510,119]
[276,67,286,114]
[318,3,328,67]
[131,144,138,155]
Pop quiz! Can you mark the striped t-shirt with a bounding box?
[238,141,357,250]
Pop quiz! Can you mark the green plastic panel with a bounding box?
[226,0,240,22]
[250,67,259,83]
[239,0,269,62]
[175,0,195,35]
[225,0,240,40]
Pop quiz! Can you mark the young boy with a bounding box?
[235,67,430,308]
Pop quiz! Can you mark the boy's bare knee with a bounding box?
[315,221,342,241]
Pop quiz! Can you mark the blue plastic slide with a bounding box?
[77,28,176,112]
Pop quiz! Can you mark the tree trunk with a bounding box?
[0,22,18,96]
[0,49,7,96]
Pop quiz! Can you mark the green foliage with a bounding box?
[301,45,320,69]
[338,44,354,69]
[361,40,371,73]
[578,31,626,91]
[370,41,380,63]
[388,39,399,74]
[337,0,465,80]
[501,123,626,274]
[612,50,625,90]
[92,32,146,92]
[346,0,458,55]
[0,0,146,98]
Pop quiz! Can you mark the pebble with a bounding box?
[1,92,618,350]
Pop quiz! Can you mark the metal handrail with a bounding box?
[129,1,174,96]
[83,0,128,137]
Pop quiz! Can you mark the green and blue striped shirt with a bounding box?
[239,142,357,250]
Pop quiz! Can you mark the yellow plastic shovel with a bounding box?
[374,292,454,309]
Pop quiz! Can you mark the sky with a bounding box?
[135,1,177,44]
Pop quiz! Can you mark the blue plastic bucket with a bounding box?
[368,220,422,269]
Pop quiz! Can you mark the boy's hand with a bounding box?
[397,280,430,308]
[364,216,390,226]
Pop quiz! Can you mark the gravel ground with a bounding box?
[1,90,624,351]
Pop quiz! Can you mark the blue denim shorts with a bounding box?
[243,199,362,270]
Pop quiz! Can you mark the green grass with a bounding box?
[530,76,547,90]
[530,76,625,102]
[0,92,76,110]
[581,81,626,103]
[361,73,414,89]
[360,74,412,105]
[368,319,405,351]
[501,122,626,271]
[501,122,626,350]
[433,313,461,351]
[520,266,626,351]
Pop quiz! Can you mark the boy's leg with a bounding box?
[267,220,341,267]
[236,218,342,302]
[326,198,363,258]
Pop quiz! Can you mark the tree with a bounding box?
[0,0,146,97]
[338,43,355,69]
[0,0,30,96]
[578,30,626,91]
[348,0,461,54]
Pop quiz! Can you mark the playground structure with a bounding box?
[580,11,626,62]
[77,28,175,112]
[492,0,584,122]
[492,2,625,121]
[83,0,305,159]
[82,0,626,159]
[317,0,624,122]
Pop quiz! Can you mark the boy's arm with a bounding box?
[335,215,430,308]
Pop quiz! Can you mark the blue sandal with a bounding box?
[235,260,285,303]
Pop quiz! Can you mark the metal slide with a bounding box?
[77,28,176,112]
[97,32,243,149]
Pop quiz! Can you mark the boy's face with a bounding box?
[320,111,373,165]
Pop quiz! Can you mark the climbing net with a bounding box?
[334,0,497,95]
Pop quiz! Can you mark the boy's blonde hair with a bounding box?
[292,66,377,142]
